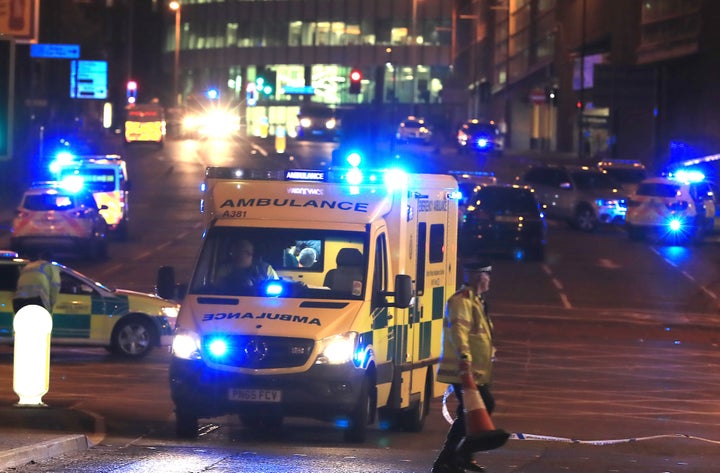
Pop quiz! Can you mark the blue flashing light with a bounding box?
[672,169,705,184]
[383,168,408,190]
[50,151,77,174]
[477,138,489,148]
[346,152,362,167]
[264,281,284,297]
[668,218,683,232]
[208,338,228,357]
[449,190,463,200]
[346,167,363,185]
[59,175,85,194]
[205,88,219,100]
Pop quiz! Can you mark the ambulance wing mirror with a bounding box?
[157,265,180,301]
[391,274,413,308]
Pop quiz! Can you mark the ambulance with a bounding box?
[51,154,131,239]
[167,165,460,442]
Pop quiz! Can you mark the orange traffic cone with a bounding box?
[456,368,510,453]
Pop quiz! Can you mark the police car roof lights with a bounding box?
[671,169,705,184]
[58,175,86,194]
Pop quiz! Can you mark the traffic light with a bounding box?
[126,80,137,104]
[349,69,362,95]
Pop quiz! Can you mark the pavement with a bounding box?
[0,402,105,471]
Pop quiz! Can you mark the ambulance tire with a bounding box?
[400,373,431,432]
[175,408,199,439]
[343,377,375,443]
[110,316,155,358]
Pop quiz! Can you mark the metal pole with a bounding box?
[578,0,586,160]
[174,7,181,105]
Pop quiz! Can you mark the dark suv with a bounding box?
[521,165,628,231]
[459,185,546,261]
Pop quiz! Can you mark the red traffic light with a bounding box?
[349,69,362,94]
[350,69,362,81]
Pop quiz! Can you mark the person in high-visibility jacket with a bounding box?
[13,253,61,314]
[432,260,495,473]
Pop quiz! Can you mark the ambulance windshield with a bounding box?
[189,227,367,300]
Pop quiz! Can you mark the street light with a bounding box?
[169,1,181,106]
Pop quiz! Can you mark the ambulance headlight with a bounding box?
[316,332,358,365]
[172,329,202,360]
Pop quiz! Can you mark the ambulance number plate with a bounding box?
[228,388,282,403]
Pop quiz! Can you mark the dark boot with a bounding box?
[432,418,466,473]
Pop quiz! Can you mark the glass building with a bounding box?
[163,0,457,137]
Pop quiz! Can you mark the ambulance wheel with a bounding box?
[110,316,155,358]
[343,377,375,443]
[176,408,199,439]
[573,206,597,232]
[400,374,431,432]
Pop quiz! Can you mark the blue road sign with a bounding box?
[30,43,80,59]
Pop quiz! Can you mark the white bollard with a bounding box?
[13,305,53,407]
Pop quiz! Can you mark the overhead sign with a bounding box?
[30,43,80,59]
[70,60,107,100]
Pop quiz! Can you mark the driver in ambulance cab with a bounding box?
[219,239,278,290]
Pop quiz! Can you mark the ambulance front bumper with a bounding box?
[169,357,366,421]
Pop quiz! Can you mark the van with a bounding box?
[164,165,460,442]
[51,154,131,239]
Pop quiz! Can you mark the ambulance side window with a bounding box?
[371,234,388,308]
[416,222,427,295]
[60,273,95,295]
[429,224,444,263]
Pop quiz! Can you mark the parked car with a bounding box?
[625,171,718,244]
[597,159,648,195]
[0,251,180,357]
[456,119,504,155]
[395,116,433,145]
[450,170,498,214]
[10,182,109,259]
[521,165,627,231]
[459,184,547,261]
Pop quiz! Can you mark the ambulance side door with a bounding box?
[52,271,96,341]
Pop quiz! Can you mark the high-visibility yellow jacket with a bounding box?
[14,260,61,312]
[436,285,494,386]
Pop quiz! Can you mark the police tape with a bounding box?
[441,386,720,446]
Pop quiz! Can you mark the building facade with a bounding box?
[164,0,469,138]
[467,0,719,167]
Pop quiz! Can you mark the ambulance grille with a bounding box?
[204,335,315,369]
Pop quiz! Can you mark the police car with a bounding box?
[10,182,109,260]
[395,116,433,145]
[0,252,179,357]
[625,170,718,243]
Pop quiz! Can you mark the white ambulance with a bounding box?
[166,166,459,442]
[51,154,131,239]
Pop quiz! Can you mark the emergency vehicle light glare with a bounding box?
[346,152,362,167]
[672,169,704,183]
[264,281,284,296]
[477,138,489,148]
[345,168,363,186]
[383,169,408,190]
[669,218,683,232]
[208,339,229,357]
[59,176,85,194]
